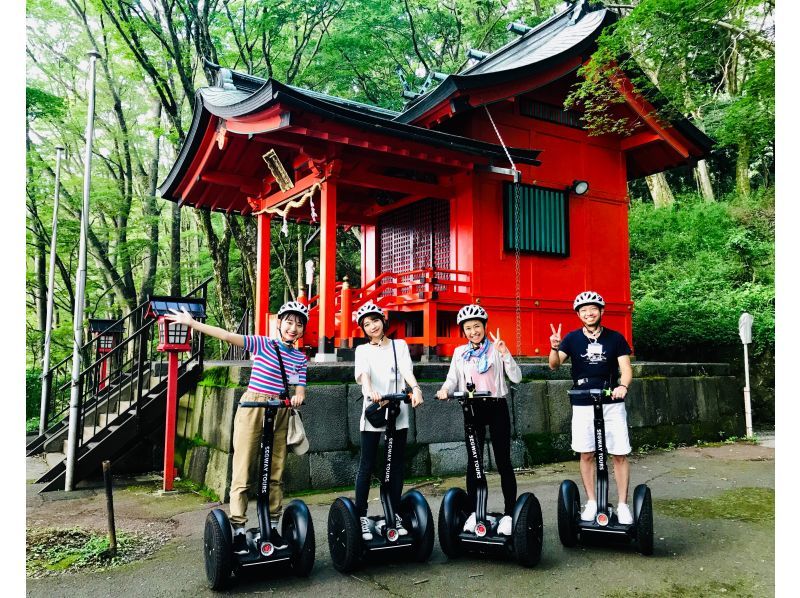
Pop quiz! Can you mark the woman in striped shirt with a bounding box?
[166,300,309,550]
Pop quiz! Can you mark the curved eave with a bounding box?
[159,80,542,204]
[396,9,614,125]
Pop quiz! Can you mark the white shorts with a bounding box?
[571,402,632,455]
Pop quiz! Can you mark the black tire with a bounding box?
[400,490,434,563]
[327,498,361,573]
[513,493,543,568]
[283,500,316,577]
[557,480,580,548]
[203,510,233,590]
[437,487,469,559]
[634,485,654,556]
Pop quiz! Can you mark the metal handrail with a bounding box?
[223,308,252,360]
[40,277,212,439]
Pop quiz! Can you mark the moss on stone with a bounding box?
[521,432,575,465]
[198,366,234,387]
[655,487,774,525]
[604,578,755,598]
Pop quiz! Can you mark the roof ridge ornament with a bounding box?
[467,48,489,61]
[507,21,533,35]
[569,0,589,24]
[216,67,236,91]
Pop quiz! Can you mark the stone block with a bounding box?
[512,382,549,435]
[642,378,670,426]
[694,377,721,421]
[204,448,233,504]
[406,444,430,478]
[429,441,489,477]
[716,376,741,417]
[624,379,646,428]
[415,383,469,444]
[667,377,700,424]
[546,380,574,434]
[231,365,253,387]
[302,384,348,452]
[283,453,310,494]
[309,450,360,490]
[184,445,209,486]
[201,387,243,452]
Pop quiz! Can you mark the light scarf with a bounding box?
[462,339,492,374]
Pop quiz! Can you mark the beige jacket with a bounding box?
[440,343,522,398]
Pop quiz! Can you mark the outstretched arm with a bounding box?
[166,308,245,348]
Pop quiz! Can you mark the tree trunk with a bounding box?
[694,159,715,202]
[645,172,675,208]
[195,210,236,331]
[139,101,161,302]
[736,139,751,197]
[170,202,181,295]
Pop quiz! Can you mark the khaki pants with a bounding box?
[229,390,290,526]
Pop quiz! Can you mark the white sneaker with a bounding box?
[360,517,373,541]
[617,503,633,525]
[497,515,513,536]
[581,500,597,522]
[395,514,408,536]
[463,512,477,533]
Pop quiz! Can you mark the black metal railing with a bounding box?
[39,278,211,448]
[223,308,251,360]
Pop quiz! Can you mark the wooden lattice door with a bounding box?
[378,199,450,294]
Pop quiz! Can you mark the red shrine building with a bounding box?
[159,1,712,361]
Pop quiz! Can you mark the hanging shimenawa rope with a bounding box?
[484,105,523,358]
[252,178,323,235]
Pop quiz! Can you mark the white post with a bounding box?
[39,146,65,436]
[738,312,754,438]
[65,51,101,491]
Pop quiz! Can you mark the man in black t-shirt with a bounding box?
[548,291,634,525]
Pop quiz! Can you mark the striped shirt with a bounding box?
[242,336,308,395]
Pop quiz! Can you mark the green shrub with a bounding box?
[26,368,42,420]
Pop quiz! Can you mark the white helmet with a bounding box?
[573,291,605,311]
[456,304,488,326]
[355,301,385,326]
[277,300,309,324]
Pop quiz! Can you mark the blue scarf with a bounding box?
[463,339,491,374]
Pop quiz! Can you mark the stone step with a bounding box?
[45,451,65,468]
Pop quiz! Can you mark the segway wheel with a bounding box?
[557,480,580,548]
[283,499,316,577]
[203,509,233,590]
[399,490,434,563]
[633,484,654,556]
[512,493,543,568]
[437,487,469,558]
[327,497,361,573]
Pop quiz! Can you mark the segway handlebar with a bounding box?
[380,388,413,404]
[447,390,499,401]
[568,388,621,406]
[239,398,293,408]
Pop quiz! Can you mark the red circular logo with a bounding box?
[387,529,398,542]
[596,513,609,526]
[475,523,487,537]
[260,542,274,556]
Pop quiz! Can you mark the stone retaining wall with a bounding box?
[175,361,744,502]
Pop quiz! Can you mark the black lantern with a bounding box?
[146,296,207,353]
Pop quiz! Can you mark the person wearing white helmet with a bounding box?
[352,301,424,541]
[435,303,522,537]
[166,300,309,550]
[548,290,634,524]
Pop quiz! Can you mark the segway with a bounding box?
[557,388,653,555]
[327,388,434,573]
[203,398,315,590]
[438,384,543,567]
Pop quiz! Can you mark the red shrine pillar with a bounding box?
[255,212,272,335]
[315,174,338,362]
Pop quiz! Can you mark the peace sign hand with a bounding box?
[549,323,562,350]
[488,328,508,355]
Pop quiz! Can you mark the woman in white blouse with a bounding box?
[435,303,522,536]
[353,302,424,541]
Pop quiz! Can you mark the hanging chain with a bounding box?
[484,105,523,358]
[514,182,522,358]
